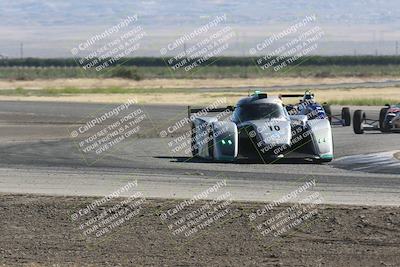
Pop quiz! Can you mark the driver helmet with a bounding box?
[303,90,315,102]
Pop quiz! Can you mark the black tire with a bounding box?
[323,105,332,123]
[191,124,198,156]
[316,158,333,164]
[379,107,390,132]
[341,107,351,126]
[353,110,365,134]
[207,126,214,160]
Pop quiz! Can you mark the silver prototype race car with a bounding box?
[188,92,334,163]
[353,104,400,134]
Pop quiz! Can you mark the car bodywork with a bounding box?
[188,92,334,163]
[283,91,351,127]
[353,104,400,134]
[382,104,400,131]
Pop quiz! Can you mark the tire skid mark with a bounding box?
[333,151,400,174]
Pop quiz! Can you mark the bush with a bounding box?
[4,56,400,68]
[110,66,142,80]
[314,71,333,78]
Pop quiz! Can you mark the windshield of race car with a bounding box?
[232,103,284,122]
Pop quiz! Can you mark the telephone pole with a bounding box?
[396,41,399,56]
[183,42,187,58]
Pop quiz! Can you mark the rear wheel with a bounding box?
[353,110,365,134]
[379,107,390,132]
[323,104,332,123]
[341,107,351,126]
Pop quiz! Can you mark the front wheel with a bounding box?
[353,110,365,134]
[323,104,332,123]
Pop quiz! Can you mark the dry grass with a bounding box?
[0,77,395,90]
[0,87,398,106]
[0,77,399,105]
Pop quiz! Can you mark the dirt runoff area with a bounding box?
[1,194,400,266]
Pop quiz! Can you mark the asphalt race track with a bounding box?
[0,100,399,206]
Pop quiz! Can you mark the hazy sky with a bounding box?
[1,0,400,57]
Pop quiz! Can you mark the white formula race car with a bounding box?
[188,92,334,163]
[283,91,351,127]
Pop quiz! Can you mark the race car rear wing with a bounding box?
[187,105,235,119]
[279,94,306,98]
